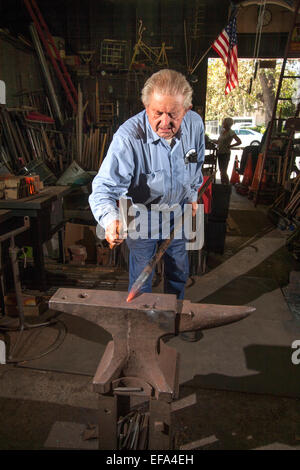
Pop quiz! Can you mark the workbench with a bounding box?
[0,186,71,290]
[0,209,14,225]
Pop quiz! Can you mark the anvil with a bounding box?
[49,288,254,402]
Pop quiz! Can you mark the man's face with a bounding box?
[145,92,189,139]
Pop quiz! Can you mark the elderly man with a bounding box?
[89,69,205,300]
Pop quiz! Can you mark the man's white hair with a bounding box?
[141,69,193,110]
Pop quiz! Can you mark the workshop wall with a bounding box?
[0,0,293,140]
[237,3,293,34]
[65,0,232,124]
[0,37,43,107]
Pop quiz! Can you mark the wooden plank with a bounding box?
[78,84,83,163]
[98,133,107,168]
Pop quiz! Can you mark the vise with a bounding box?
[49,288,254,450]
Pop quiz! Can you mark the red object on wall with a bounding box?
[25,111,55,124]
[198,176,213,214]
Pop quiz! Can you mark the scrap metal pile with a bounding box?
[117,408,149,450]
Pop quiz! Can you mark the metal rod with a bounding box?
[0,217,30,342]
[25,0,77,113]
[9,242,25,343]
[29,23,64,126]
[30,0,78,102]
[0,108,20,166]
[190,44,212,75]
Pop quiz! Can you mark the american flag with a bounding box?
[212,12,238,95]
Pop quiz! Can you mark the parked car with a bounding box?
[233,128,263,148]
[207,128,263,149]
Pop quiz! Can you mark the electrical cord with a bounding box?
[3,318,67,365]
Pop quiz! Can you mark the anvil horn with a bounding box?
[177,300,255,333]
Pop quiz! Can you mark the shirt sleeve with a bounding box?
[186,117,205,203]
[89,134,134,229]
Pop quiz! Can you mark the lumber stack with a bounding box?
[73,84,111,171]
[0,104,112,180]
[0,106,64,175]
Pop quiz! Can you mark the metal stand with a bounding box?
[95,348,177,450]
[0,216,66,363]
[97,391,175,450]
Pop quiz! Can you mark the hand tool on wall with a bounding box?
[126,173,215,302]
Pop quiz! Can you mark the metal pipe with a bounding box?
[9,241,25,331]
[0,108,19,166]
[30,0,78,102]
[0,217,30,336]
[29,23,64,126]
[26,0,77,114]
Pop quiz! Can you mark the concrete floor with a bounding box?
[0,186,299,451]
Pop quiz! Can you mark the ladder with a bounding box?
[191,0,206,39]
[253,0,300,206]
[23,0,78,114]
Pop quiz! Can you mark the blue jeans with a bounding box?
[126,236,189,300]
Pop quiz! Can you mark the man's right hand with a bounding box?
[105,220,124,249]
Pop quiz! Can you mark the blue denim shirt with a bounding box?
[89,109,205,229]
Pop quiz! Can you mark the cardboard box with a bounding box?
[64,223,97,263]
[68,244,87,265]
[97,246,111,265]
[0,180,4,198]
[4,292,47,317]
[4,188,19,199]
[5,302,47,317]
[4,176,20,189]
[5,292,43,305]
[64,55,80,66]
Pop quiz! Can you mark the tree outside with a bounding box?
[205,58,298,135]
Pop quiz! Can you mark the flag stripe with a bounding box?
[212,14,238,95]
[212,32,229,65]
